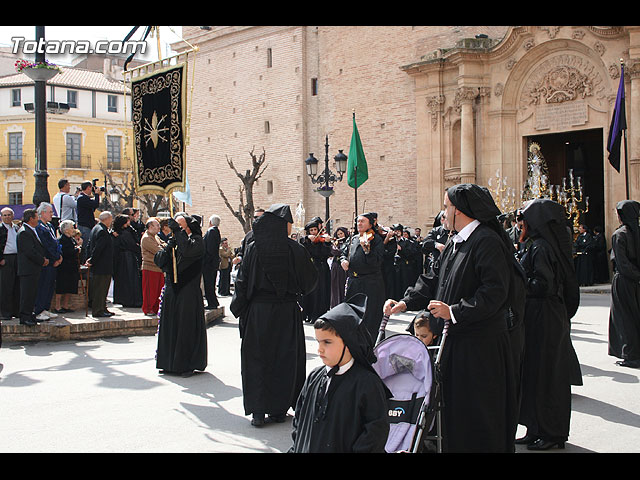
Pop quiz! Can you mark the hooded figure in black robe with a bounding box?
[608,200,640,368]
[340,212,386,341]
[300,220,332,322]
[230,204,318,426]
[154,214,207,377]
[389,184,523,453]
[112,215,143,308]
[517,198,582,450]
[290,293,391,453]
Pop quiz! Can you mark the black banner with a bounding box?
[131,63,186,194]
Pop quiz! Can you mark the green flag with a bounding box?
[347,114,368,189]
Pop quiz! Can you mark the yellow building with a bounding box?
[0,57,134,214]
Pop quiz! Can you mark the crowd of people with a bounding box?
[1,176,639,454]
[0,178,238,330]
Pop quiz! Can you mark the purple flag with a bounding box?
[607,64,627,173]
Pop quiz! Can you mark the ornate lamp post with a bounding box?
[304,135,347,234]
[20,26,61,207]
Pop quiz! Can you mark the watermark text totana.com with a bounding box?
[11,37,148,56]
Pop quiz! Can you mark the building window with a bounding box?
[267,47,272,68]
[107,136,121,169]
[67,90,78,108]
[8,192,22,205]
[267,180,273,195]
[311,78,318,96]
[11,89,21,107]
[8,132,23,166]
[107,95,118,113]
[66,133,82,167]
[264,121,270,134]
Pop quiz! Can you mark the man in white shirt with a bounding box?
[0,207,20,319]
[52,178,78,225]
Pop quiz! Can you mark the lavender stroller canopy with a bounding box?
[373,333,433,453]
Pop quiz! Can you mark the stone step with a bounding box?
[1,305,224,343]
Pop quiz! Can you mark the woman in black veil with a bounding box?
[608,200,640,369]
[154,214,207,377]
[112,214,143,308]
[516,198,582,450]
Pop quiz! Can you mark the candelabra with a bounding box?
[550,168,589,233]
[487,168,519,213]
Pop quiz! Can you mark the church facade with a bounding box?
[179,26,637,246]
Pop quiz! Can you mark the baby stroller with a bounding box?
[372,314,447,453]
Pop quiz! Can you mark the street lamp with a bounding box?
[304,135,346,234]
[22,26,62,207]
[109,186,120,204]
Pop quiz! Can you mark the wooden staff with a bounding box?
[168,192,178,283]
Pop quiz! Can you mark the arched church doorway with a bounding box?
[526,128,605,233]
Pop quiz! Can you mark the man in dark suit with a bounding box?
[86,211,114,318]
[0,207,20,320]
[202,214,221,309]
[34,202,62,321]
[17,209,49,326]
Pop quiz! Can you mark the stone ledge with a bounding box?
[1,305,224,343]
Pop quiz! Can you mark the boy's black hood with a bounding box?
[319,293,376,371]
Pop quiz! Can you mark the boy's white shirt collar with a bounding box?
[325,357,355,376]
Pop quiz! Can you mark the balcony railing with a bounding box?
[0,153,26,169]
[62,153,91,170]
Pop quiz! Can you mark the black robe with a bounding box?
[592,232,610,284]
[300,238,332,322]
[154,229,207,374]
[290,362,389,453]
[422,224,449,276]
[401,223,517,453]
[518,238,575,441]
[113,228,143,308]
[230,237,318,416]
[341,233,385,341]
[574,232,595,286]
[329,239,348,308]
[608,224,640,363]
[395,237,420,298]
[381,235,397,299]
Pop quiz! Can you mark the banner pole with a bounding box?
[168,191,178,283]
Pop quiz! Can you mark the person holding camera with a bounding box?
[76,180,102,261]
[52,179,78,225]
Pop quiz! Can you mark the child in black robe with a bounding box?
[290,293,390,453]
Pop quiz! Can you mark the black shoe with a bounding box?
[616,359,640,368]
[265,414,287,424]
[515,433,539,445]
[103,310,115,316]
[180,371,194,378]
[20,318,38,326]
[527,438,565,451]
[92,312,111,318]
[251,414,265,427]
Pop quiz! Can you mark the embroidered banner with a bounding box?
[131,63,186,194]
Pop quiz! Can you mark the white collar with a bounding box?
[452,219,480,243]
[326,357,355,376]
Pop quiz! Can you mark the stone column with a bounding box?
[628,61,640,197]
[457,87,479,184]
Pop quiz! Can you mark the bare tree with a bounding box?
[98,160,169,218]
[217,147,268,233]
